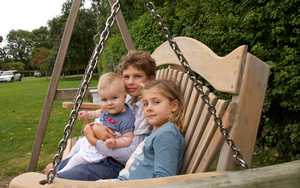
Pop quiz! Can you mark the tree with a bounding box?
[0,46,9,63]
[31,47,52,73]
[6,30,34,69]
[32,27,52,49]
[64,8,98,74]
[0,61,25,71]
[47,1,98,75]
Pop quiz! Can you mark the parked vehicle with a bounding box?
[33,71,42,77]
[0,70,22,82]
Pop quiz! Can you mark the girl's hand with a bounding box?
[105,138,117,149]
[91,122,115,141]
[84,123,97,145]
[78,111,89,121]
[79,110,101,124]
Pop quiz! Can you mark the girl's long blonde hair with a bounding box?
[142,80,186,133]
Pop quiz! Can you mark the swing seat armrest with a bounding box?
[62,102,101,110]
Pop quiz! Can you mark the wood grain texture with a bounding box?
[152,37,247,94]
[10,160,300,188]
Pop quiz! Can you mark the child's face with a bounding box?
[99,87,126,115]
[141,88,178,128]
[122,66,151,97]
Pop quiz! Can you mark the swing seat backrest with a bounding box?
[152,36,270,172]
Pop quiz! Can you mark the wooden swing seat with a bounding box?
[9,36,270,188]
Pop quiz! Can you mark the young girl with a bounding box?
[118,80,186,180]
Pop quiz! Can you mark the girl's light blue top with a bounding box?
[118,122,185,180]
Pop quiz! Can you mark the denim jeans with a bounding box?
[56,157,124,181]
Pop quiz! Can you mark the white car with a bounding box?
[33,71,42,77]
[0,70,22,82]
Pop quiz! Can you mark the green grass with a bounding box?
[0,77,97,180]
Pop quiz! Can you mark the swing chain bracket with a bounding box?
[44,0,121,184]
[145,1,248,169]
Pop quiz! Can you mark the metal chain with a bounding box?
[145,1,248,169]
[43,1,121,184]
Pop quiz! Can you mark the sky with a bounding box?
[0,0,91,46]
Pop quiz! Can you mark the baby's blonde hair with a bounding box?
[97,72,125,94]
[141,80,186,133]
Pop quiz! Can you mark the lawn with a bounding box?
[0,77,97,182]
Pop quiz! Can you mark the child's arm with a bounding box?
[152,131,183,177]
[92,122,115,141]
[94,135,145,163]
[105,132,134,149]
[78,110,101,122]
[83,123,98,145]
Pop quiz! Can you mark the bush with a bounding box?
[0,61,25,71]
[98,34,127,73]
[127,0,300,163]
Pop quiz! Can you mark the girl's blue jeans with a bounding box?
[56,157,124,181]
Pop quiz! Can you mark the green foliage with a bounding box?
[5,30,34,68]
[97,2,299,164]
[123,0,300,163]
[98,34,127,73]
[32,27,52,49]
[0,61,25,71]
[64,9,98,74]
[31,47,52,65]
[131,13,165,52]
[47,6,98,75]
[31,47,53,74]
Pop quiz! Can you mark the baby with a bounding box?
[57,72,135,174]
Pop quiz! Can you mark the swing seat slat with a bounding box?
[10,160,300,188]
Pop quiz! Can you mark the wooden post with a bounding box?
[27,0,82,171]
[108,0,135,51]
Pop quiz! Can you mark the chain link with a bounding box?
[43,1,121,184]
[145,1,248,169]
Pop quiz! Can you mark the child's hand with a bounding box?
[83,123,97,145]
[79,110,101,123]
[105,138,117,149]
[92,122,115,141]
[78,111,89,121]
